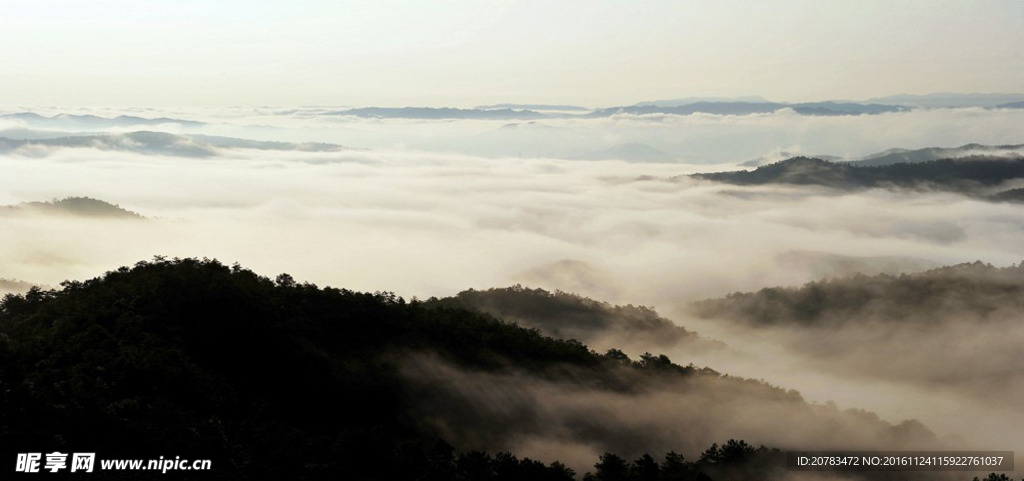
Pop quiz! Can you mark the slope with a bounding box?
[0,258,939,479]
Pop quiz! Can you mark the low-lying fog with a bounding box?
[3,106,1023,473]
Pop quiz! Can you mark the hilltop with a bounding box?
[3,197,144,218]
[691,156,1024,200]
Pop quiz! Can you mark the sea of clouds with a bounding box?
[2,106,1023,472]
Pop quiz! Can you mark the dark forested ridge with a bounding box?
[690,156,1024,200]
[0,258,594,479]
[429,285,710,352]
[0,258,942,479]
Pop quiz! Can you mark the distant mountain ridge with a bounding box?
[590,101,908,117]
[328,106,548,120]
[634,96,770,107]
[1,112,205,128]
[307,95,1024,120]
[635,93,1024,110]
[866,93,1024,108]
[0,131,352,157]
[8,93,1023,127]
[475,103,589,112]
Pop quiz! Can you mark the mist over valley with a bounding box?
[3,2,1023,478]
[1,101,1023,479]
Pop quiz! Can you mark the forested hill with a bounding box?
[691,156,1024,199]
[2,197,144,218]
[429,285,710,352]
[0,258,594,479]
[0,258,937,480]
[691,261,1024,327]
[689,262,1024,416]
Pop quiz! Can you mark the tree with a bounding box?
[630,453,660,481]
[593,453,629,481]
[604,348,631,365]
[274,273,296,288]
[718,439,754,466]
[546,461,576,481]
[455,451,494,481]
[972,474,1013,481]
[662,451,711,481]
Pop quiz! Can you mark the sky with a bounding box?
[1,0,1022,107]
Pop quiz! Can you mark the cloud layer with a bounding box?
[1,107,1023,471]
[4,106,1024,163]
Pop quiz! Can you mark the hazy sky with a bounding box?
[1,0,1022,107]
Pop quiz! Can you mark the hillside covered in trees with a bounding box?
[430,286,714,353]
[690,156,1024,201]
[690,261,1024,327]
[689,261,1024,412]
[0,258,943,479]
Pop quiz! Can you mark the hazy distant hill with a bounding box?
[692,156,1024,199]
[867,93,1024,108]
[186,134,351,152]
[476,103,589,112]
[328,106,548,120]
[787,101,907,115]
[4,197,144,218]
[1,112,205,129]
[320,101,909,119]
[775,250,939,279]
[0,131,217,156]
[635,96,770,107]
[849,143,1024,167]
[990,187,1024,202]
[591,102,782,117]
[567,142,680,162]
[466,120,592,159]
[740,151,841,167]
[0,131,351,157]
[590,101,906,117]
